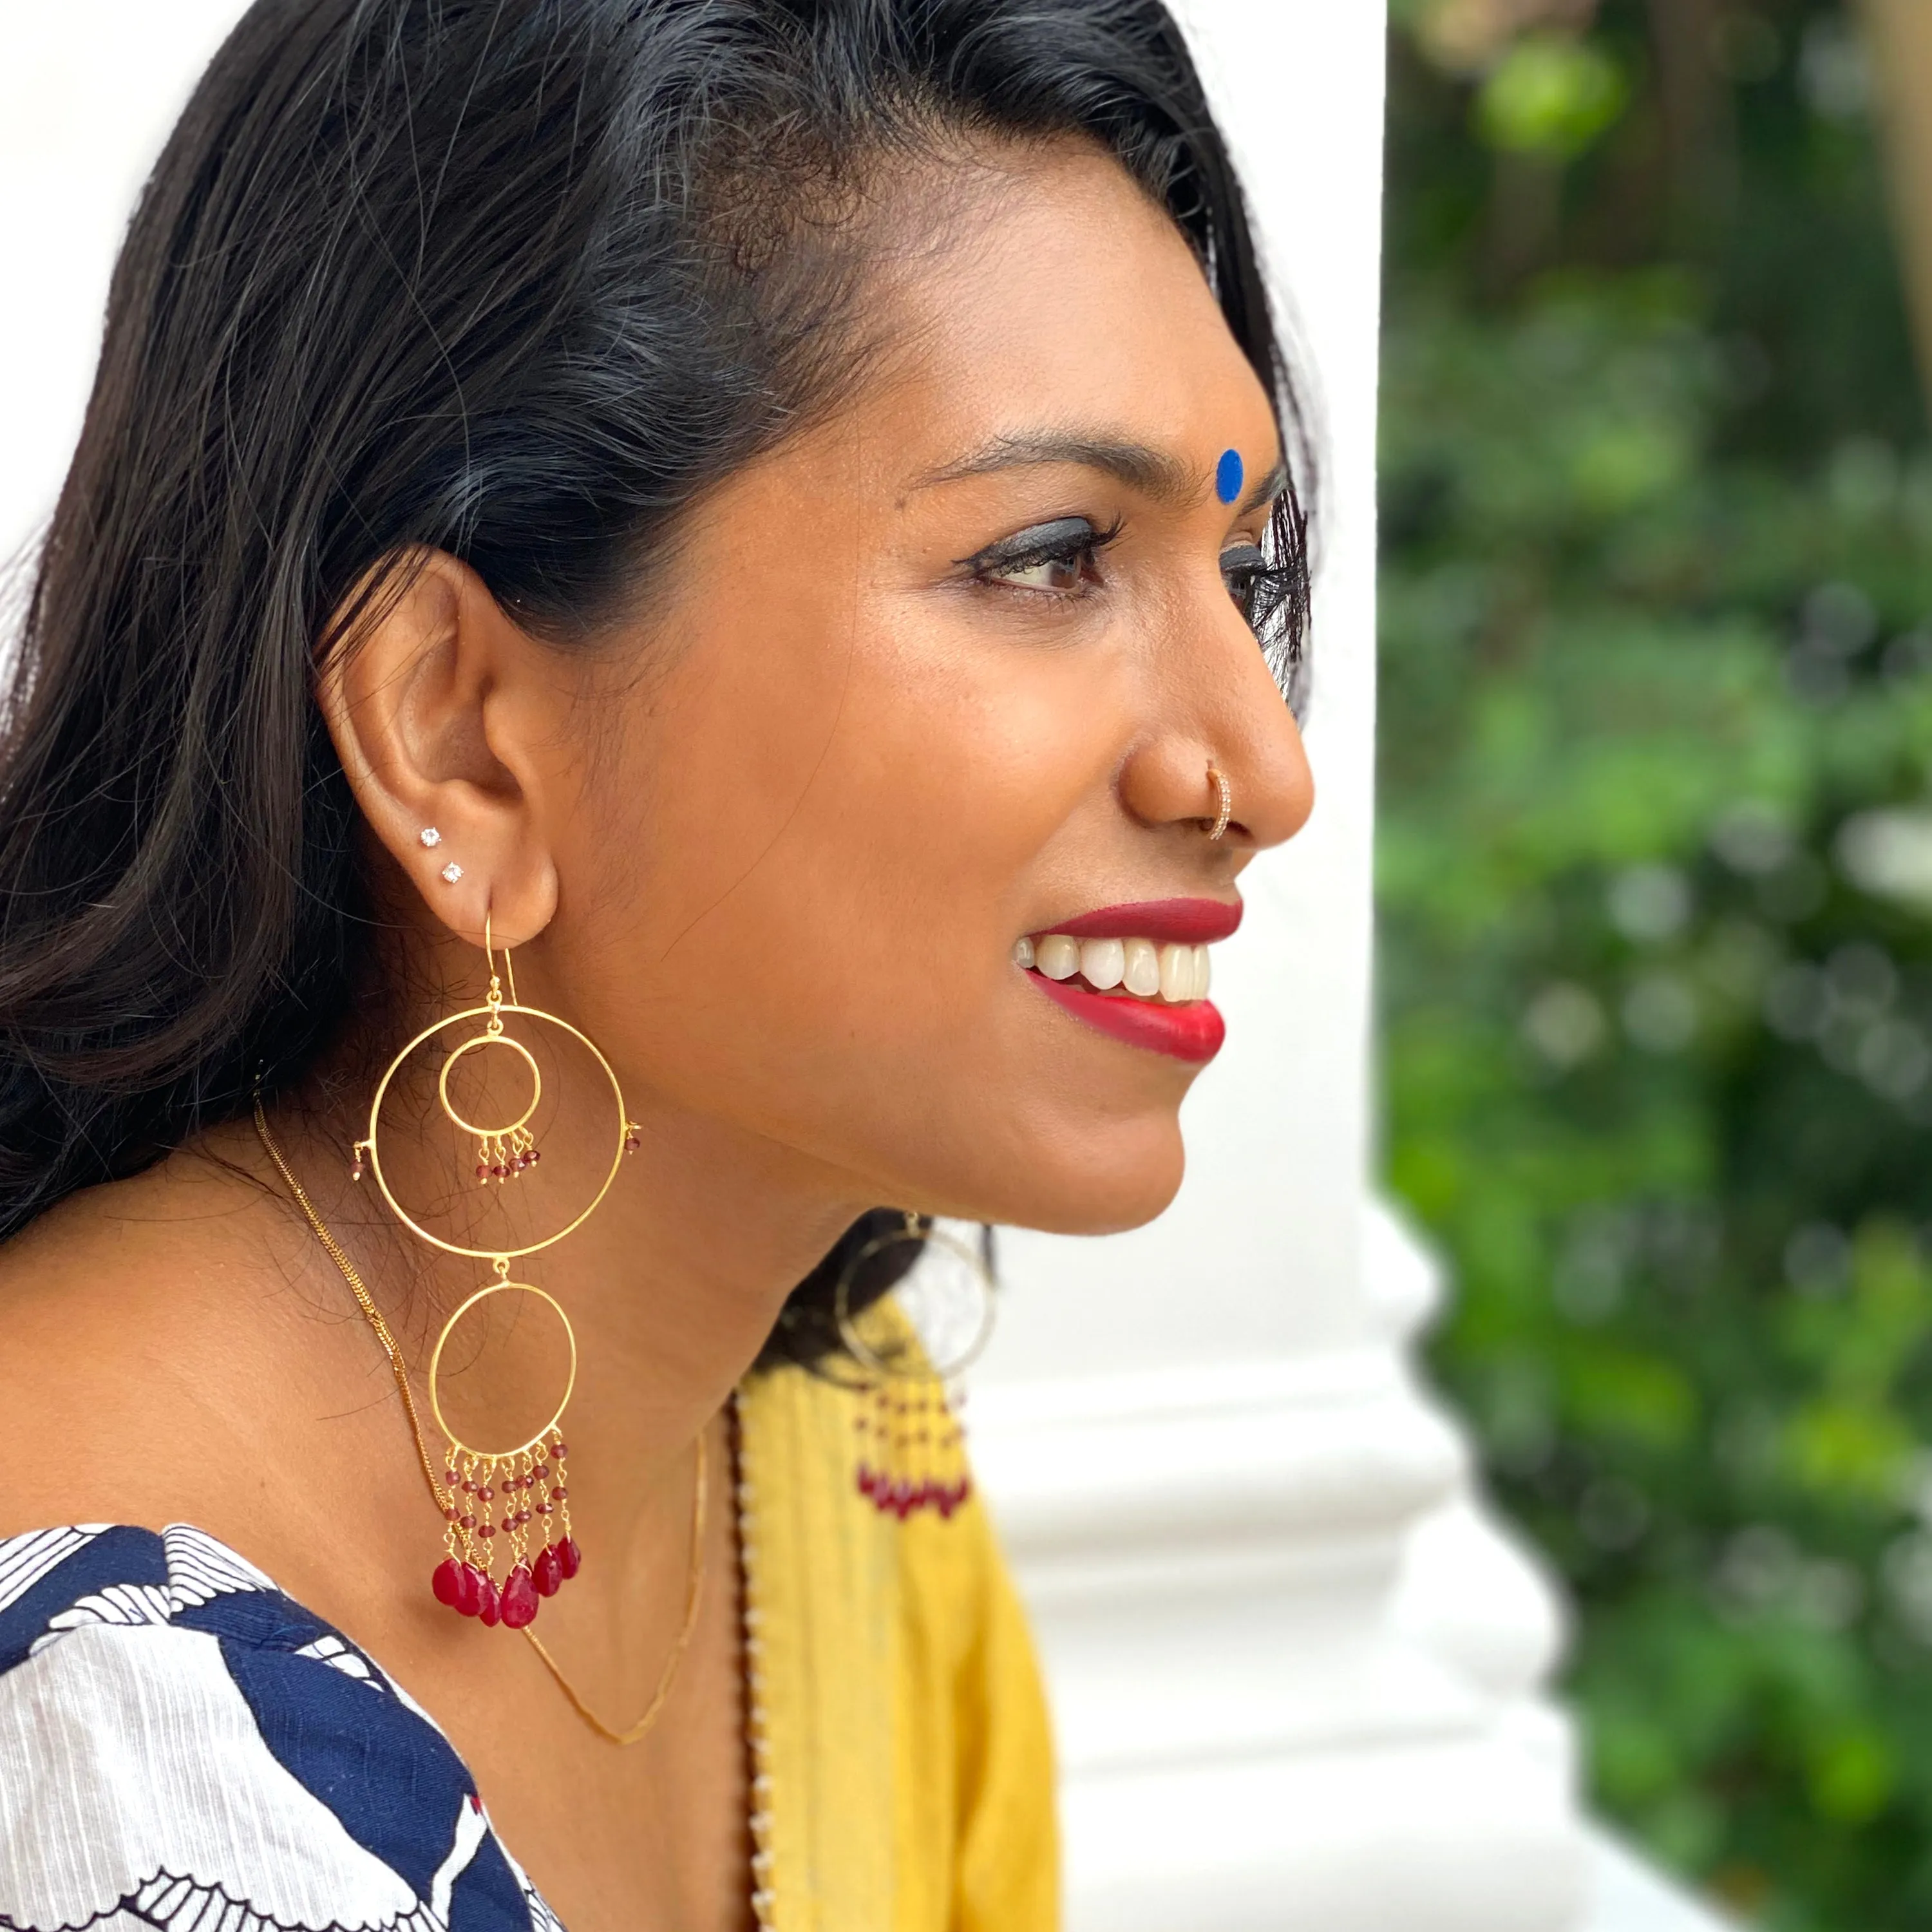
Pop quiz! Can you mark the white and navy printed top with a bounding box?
[0,1522,564,1932]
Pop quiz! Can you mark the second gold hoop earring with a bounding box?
[835,1211,996,1520]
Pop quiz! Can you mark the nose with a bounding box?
[1118,608,1315,853]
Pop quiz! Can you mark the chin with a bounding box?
[968,1122,1186,1238]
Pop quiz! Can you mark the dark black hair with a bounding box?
[0,0,1311,1365]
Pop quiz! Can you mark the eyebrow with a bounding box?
[1238,459,1290,519]
[914,433,1288,518]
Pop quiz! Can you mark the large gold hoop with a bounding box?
[428,1278,577,1463]
[835,1215,998,1382]
[363,1002,629,1262]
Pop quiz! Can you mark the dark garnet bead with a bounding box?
[460,1513,476,1530]
[516,1510,531,1526]
[432,1558,465,1609]
[535,1501,553,1517]
[499,1564,540,1629]
[443,1505,459,1522]
[478,1522,496,1540]
[557,1536,583,1581]
[550,1441,568,1459]
[550,1486,567,1502]
[476,1576,501,1627]
[475,1163,489,1180]
[528,1148,542,1164]
[478,1486,493,1502]
[533,1544,564,1596]
[857,1466,876,1497]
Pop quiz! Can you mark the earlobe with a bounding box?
[314,551,561,949]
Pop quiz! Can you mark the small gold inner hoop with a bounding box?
[428,1279,577,1463]
[438,1032,542,1140]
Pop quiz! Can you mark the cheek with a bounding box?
[578,580,1123,1118]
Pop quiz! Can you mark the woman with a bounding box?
[0,1,1314,1927]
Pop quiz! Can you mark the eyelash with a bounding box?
[965,518,1295,636]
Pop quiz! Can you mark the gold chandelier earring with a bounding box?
[835,1213,996,1520]
[329,914,643,1631]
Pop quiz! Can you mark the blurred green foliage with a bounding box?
[1378,2,1932,1923]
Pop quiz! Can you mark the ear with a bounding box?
[316,552,561,949]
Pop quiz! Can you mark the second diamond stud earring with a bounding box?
[421,827,462,882]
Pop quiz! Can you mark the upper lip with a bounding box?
[1030,898,1243,944]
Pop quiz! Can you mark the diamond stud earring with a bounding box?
[440,861,464,884]
[419,827,442,848]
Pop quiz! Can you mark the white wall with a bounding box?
[0,0,246,572]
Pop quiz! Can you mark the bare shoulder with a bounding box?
[0,1146,355,1544]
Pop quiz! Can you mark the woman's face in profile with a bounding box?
[529,140,1314,1237]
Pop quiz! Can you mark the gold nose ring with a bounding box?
[1205,763,1232,842]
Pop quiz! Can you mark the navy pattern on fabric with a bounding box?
[0,1524,562,1932]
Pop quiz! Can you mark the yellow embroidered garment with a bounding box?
[736,1361,1059,1932]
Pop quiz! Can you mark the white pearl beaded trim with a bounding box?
[737,1404,777,1929]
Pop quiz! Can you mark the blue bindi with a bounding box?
[1215,447,1244,506]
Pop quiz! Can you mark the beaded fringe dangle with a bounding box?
[474,1123,539,1185]
[431,1426,581,1628]
[853,1378,971,1519]
[835,1211,994,1522]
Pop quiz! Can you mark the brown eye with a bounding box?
[965,516,1117,595]
[994,551,1086,592]
[1221,542,1267,623]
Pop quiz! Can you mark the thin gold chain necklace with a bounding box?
[254,1102,708,1747]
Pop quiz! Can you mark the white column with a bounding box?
[964,6,1674,1928]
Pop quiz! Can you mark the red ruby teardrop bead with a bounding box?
[455,1563,484,1616]
[499,1564,540,1629]
[557,1535,582,1581]
[476,1576,501,1627]
[532,1544,564,1596]
[431,1557,465,1609]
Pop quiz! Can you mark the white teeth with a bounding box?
[1023,931,1219,1001]
[1158,943,1194,1003]
[1122,938,1161,998]
[1080,938,1126,990]
[1035,934,1081,981]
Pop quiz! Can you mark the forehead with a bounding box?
[855,143,1279,466]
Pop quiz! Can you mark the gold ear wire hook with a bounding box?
[482,907,521,1007]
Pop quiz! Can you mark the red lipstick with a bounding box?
[1034,898,1242,944]
[1028,974,1226,1063]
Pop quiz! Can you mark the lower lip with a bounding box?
[1027,972,1226,1064]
